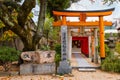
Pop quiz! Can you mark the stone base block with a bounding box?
[20,63,55,75]
[57,60,72,74]
[20,63,33,75]
[33,63,55,74]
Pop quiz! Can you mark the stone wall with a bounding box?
[20,63,55,75]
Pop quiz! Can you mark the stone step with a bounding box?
[72,66,100,69]
[78,68,96,72]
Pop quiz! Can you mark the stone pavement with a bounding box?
[72,53,92,67]
[71,48,100,68]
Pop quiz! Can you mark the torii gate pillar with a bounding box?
[99,16,105,59]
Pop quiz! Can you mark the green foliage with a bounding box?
[55,53,61,66]
[48,27,60,44]
[47,0,70,16]
[0,0,70,51]
[54,44,61,67]
[0,46,20,62]
[101,56,120,73]
[0,20,5,28]
[105,33,110,39]
[0,46,21,71]
[0,30,17,41]
[44,15,54,30]
[40,45,50,51]
[3,0,22,2]
[55,44,61,55]
[44,14,54,40]
[71,0,80,3]
[101,44,120,73]
[105,44,113,57]
[43,15,60,50]
[97,44,112,57]
[0,9,17,42]
[115,42,120,54]
[105,33,117,39]
[103,0,118,5]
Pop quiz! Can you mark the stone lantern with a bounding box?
[107,33,116,49]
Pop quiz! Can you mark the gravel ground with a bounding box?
[0,50,119,80]
[0,69,120,80]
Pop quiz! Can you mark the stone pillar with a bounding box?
[57,26,72,74]
[69,36,72,60]
[61,26,68,60]
[94,28,98,63]
[68,28,72,60]
[88,36,91,58]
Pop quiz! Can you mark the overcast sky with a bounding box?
[32,0,120,22]
[66,0,120,22]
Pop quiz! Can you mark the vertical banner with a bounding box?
[61,26,67,60]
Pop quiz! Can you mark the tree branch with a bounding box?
[0,3,27,41]
[0,26,10,34]
[3,0,21,12]
[0,4,15,28]
[17,0,36,27]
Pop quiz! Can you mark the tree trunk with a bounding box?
[33,0,47,49]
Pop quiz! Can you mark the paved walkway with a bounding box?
[71,48,100,68]
[73,53,93,67]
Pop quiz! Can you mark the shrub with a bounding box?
[55,53,61,66]
[115,42,120,54]
[54,44,61,55]
[101,56,120,73]
[97,44,112,57]
[101,44,120,73]
[105,44,110,56]
[40,45,50,51]
[0,46,21,71]
[54,44,61,66]
[54,44,61,74]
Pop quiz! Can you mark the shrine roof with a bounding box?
[53,8,115,13]
[53,8,115,17]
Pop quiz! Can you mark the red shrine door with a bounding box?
[72,37,89,57]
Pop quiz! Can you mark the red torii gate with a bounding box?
[53,8,114,60]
